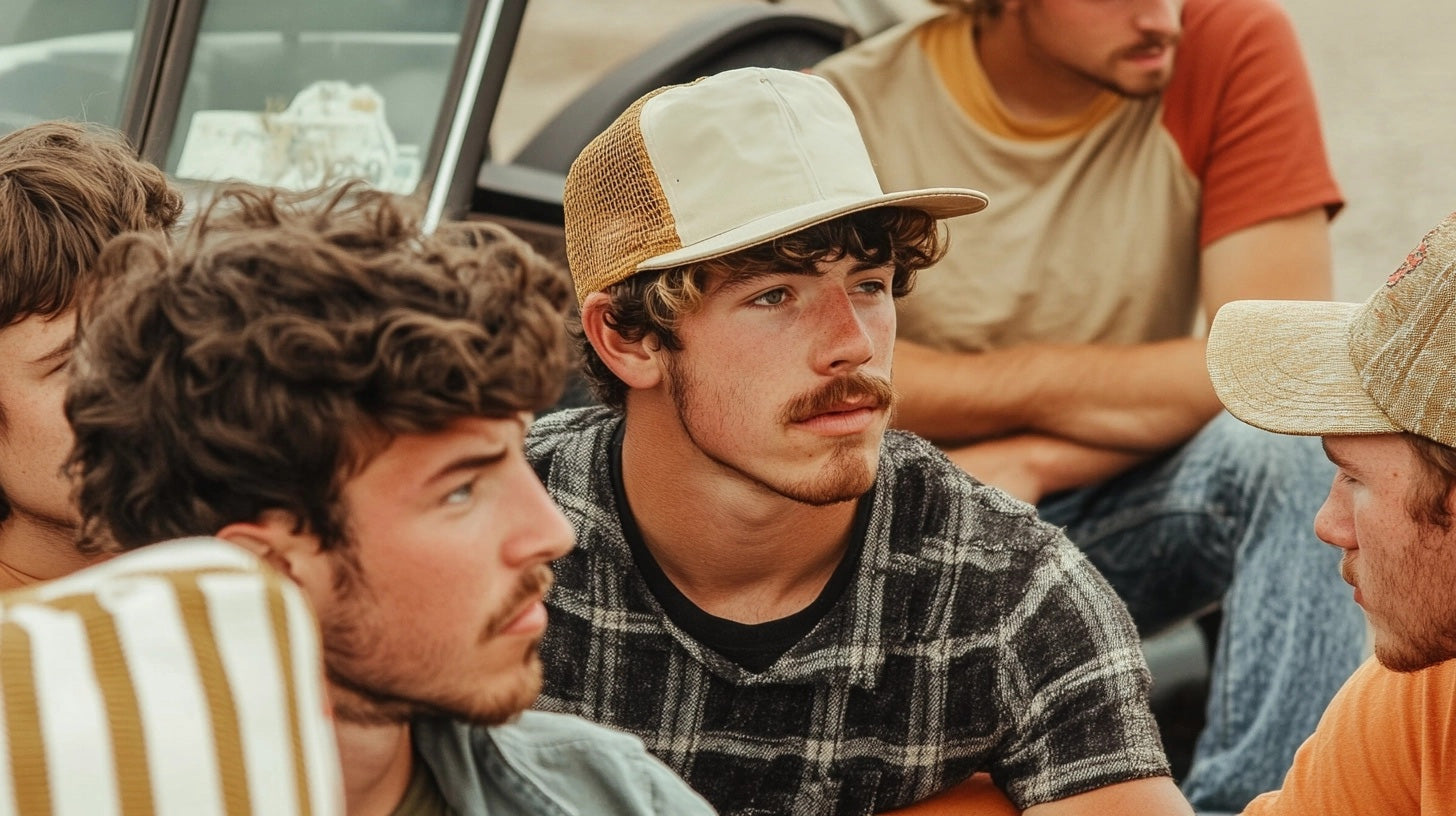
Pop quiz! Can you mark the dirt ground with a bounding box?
[493,0,1456,301]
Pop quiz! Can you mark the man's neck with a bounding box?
[0,515,93,590]
[333,719,414,816]
[974,14,1107,122]
[619,410,863,624]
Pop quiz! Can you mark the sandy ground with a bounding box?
[493,0,1456,301]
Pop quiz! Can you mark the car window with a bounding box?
[163,0,470,195]
[492,0,852,162]
[0,0,147,136]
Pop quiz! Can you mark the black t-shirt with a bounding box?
[609,423,870,672]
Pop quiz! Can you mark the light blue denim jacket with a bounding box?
[414,711,716,815]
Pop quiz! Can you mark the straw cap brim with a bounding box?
[636,187,988,272]
[1207,299,1401,437]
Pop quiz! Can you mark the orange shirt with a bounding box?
[1244,657,1456,815]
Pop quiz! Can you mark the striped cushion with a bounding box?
[0,538,343,816]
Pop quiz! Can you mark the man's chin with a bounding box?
[776,459,877,507]
[1111,71,1173,99]
[327,660,544,728]
[1372,631,1456,674]
[329,688,538,729]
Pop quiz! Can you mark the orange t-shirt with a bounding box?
[1244,657,1456,815]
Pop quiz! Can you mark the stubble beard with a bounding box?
[321,554,551,727]
[1019,12,1178,101]
[665,357,891,507]
[1369,531,1456,673]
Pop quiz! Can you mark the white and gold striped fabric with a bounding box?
[0,538,343,816]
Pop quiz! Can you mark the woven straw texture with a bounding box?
[564,86,682,304]
[1209,211,1456,446]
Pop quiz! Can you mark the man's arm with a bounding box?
[1024,777,1193,816]
[893,207,1333,456]
[944,433,1149,505]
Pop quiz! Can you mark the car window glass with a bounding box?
[491,0,855,162]
[0,0,147,137]
[164,0,470,195]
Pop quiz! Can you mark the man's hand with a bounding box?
[945,434,1151,505]
[895,338,1218,453]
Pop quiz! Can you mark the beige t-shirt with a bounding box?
[814,0,1342,352]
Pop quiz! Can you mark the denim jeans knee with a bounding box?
[1038,412,1367,811]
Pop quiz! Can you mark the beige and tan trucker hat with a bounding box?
[562,66,989,304]
[1207,211,1456,447]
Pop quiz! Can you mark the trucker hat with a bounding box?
[562,66,989,303]
[1207,210,1456,447]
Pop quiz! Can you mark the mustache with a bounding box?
[781,372,897,424]
[1122,32,1180,57]
[482,562,555,640]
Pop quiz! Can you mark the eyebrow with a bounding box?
[424,451,508,486]
[715,261,893,293]
[1320,439,1356,471]
[30,335,74,367]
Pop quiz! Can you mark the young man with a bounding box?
[530,66,1192,815]
[813,0,1366,807]
[62,184,713,816]
[0,121,182,587]
[1207,211,1456,815]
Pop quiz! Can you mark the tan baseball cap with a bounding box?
[562,66,989,304]
[1207,211,1456,446]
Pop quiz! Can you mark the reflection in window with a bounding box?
[166,0,470,195]
[0,0,144,137]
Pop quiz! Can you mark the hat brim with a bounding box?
[636,187,988,272]
[1207,299,1400,437]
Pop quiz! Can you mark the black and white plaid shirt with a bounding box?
[529,407,1169,815]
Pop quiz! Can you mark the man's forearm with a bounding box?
[946,433,1155,504]
[892,336,1221,452]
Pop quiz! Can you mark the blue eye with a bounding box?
[446,481,475,504]
[753,288,788,307]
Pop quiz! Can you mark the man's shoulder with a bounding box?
[526,405,618,461]
[528,404,618,443]
[813,15,930,93]
[491,709,660,755]
[1179,0,1300,61]
[878,430,1060,555]
[1184,0,1293,30]
[416,712,714,815]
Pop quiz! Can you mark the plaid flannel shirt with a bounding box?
[529,407,1169,815]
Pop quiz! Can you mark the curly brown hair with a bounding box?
[581,206,945,409]
[65,182,573,553]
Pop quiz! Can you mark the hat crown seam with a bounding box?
[762,75,827,203]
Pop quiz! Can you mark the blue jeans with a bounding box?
[1038,412,1366,812]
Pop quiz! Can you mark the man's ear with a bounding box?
[216,510,334,608]
[580,292,664,390]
